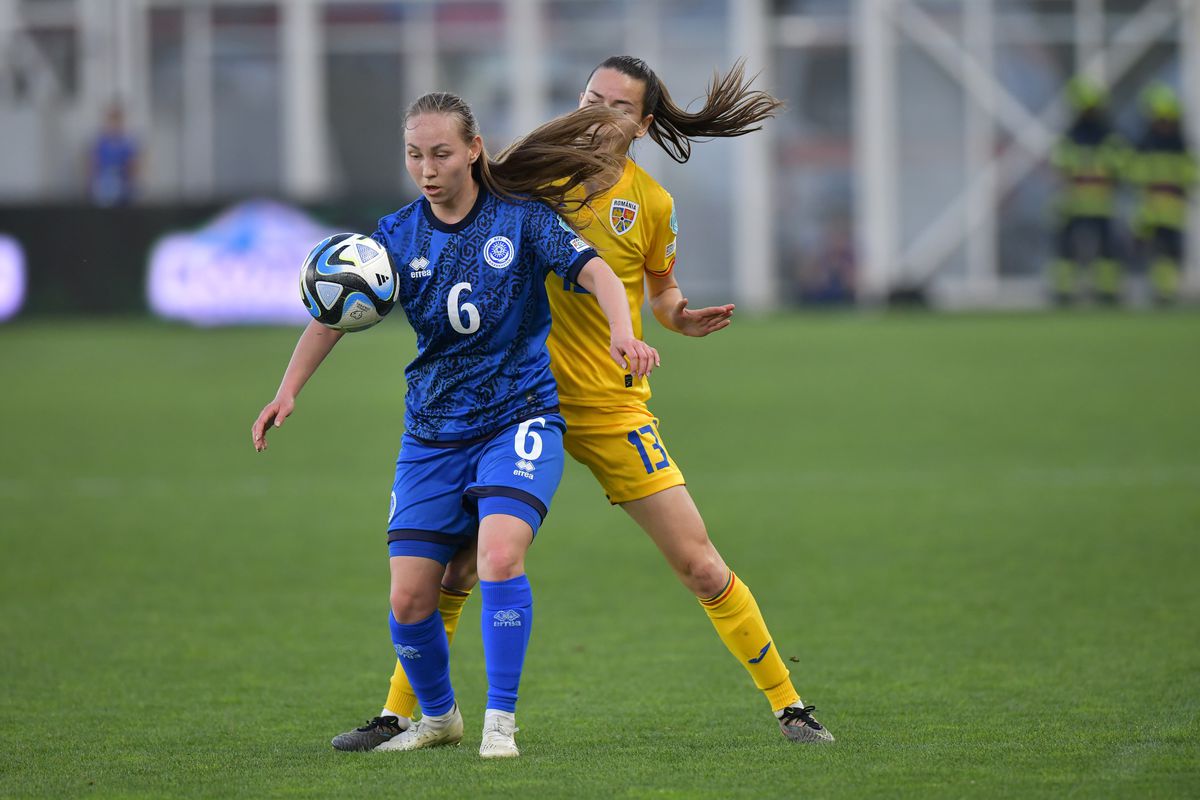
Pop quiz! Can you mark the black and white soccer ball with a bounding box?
[300,233,397,332]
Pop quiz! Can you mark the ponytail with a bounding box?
[590,56,784,163]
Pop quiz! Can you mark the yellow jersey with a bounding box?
[546,158,677,407]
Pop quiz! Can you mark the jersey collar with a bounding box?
[421,183,489,234]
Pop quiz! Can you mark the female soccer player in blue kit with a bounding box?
[251,93,656,759]
[336,59,833,753]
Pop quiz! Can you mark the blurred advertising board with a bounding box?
[0,198,394,319]
[0,234,25,321]
[147,199,337,326]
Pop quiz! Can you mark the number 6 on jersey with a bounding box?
[448,281,480,334]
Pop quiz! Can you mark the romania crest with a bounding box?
[609,198,639,235]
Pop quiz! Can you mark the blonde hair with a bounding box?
[404,92,637,212]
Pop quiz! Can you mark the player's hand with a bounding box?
[671,298,734,337]
[610,335,660,379]
[251,396,295,452]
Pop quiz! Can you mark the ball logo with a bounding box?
[483,236,515,269]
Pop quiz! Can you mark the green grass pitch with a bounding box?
[1,311,1197,798]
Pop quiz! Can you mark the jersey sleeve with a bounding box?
[525,202,597,283]
[644,194,678,277]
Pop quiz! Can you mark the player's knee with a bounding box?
[390,585,431,624]
[476,542,524,581]
[680,548,728,597]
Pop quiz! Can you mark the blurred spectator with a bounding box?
[792,225,855,306]
[1047,78,1129,305]
[88,102,139,206]
[1127,83,1197,304]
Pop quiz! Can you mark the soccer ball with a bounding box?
[300,233,397,332]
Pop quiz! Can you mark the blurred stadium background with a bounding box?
[0,0,1197,318]
[3,3,1199,796]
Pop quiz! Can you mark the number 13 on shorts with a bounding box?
[626,423,670,474]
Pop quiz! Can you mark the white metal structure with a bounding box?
[840,0,1200,305]
[0,0,1196,308]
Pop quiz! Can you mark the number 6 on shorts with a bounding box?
[515,417,546,461]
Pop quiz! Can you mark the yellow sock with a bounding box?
[384,585,472,718]
[700,572,800,712]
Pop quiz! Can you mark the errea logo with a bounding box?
[493,609,522,627]
[394,644,421,660]
[409,256,431,278]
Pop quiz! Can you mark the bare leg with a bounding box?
[621,485,730,598]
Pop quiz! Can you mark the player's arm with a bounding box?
[251,320,345,452]
[646,270,734,338]
[575,256,660,378]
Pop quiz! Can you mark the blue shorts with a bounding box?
[386,413,566,564]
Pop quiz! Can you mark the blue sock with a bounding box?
[480,575,533,713]
[389,610,455,717]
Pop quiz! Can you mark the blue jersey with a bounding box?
[374,188,597,442]
[90,132,137,206]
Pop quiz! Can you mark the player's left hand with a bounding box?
[671,298,734,337]
[610,336,660,379]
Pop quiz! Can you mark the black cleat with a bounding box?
[331,715,408,751]
[778,705,834,743]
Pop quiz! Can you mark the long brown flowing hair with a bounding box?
[404,92,637,213]
[589,56,784,163]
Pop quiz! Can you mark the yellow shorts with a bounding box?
[560,403,686,504]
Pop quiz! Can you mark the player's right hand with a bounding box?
[610,336,660,379]
[251,396,295,452]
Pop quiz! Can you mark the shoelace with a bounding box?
[483,722,519,737]
[780,705,824,731]
[356,715,400,733]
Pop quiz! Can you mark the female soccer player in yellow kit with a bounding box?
[335,58,833,751]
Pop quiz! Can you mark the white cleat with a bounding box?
[374,705,463,751]
[478,709,520,759]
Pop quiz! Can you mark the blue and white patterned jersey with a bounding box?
[373,188,597,442]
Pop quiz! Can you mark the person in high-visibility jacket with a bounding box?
[1048,78,1130,304]
[1128,83,1197,304]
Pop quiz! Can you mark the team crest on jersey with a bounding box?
[610,199,639,235]
[483,236,515,269]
